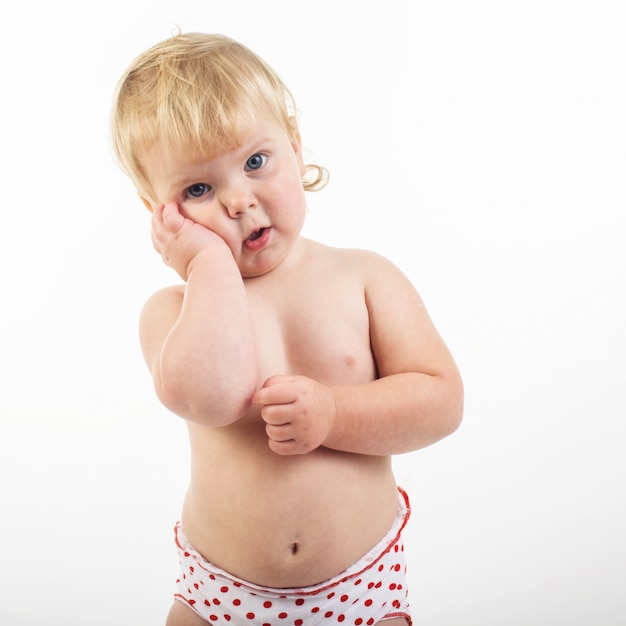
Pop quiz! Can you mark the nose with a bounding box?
[219,184,257,218]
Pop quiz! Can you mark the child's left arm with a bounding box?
[254,253,463,456]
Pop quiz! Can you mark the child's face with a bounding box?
[141,114,308,278]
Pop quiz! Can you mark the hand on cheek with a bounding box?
[151,203,229,280]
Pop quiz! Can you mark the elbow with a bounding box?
[422,371,463,445]
[154,369,257,427]
[442,374,464,437]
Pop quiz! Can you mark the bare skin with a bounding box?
[139,113,463,623]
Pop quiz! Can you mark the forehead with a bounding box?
[154,109,289,161]
[141,113,292,189]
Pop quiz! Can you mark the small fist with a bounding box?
[253,375,336,455]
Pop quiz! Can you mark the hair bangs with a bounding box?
[111,32,326,206]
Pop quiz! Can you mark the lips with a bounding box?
[243,227,271,251]
[247,228,266,242]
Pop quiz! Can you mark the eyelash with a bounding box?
[184,153,267,199]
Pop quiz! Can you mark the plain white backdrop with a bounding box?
[1,1,624,624]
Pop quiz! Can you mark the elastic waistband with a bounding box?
[175,486,410,597]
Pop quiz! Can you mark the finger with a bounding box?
[268,438,309,456]
[150,228,161,254]
[256,375,300,395]
[253,380,298,406]
[268,439,297,456]
[150,203,163,229]
[265,422,293,442]
[162,202,185,232]
[260,403,294,426]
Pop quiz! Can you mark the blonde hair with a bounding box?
[111,32,328,205]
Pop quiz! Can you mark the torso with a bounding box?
[178,239,399,587]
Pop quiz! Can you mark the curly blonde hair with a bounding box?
[111,32,327,206]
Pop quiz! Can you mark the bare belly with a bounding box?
[179,420,399,588]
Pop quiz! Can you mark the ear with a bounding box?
[288,116,306,177]
[139,195,155,213]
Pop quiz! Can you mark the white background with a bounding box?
[1,1,624,624]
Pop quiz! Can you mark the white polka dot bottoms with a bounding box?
[173,488,411,625]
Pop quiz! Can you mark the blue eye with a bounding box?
[246,153,266,171]
[187,183,210,198]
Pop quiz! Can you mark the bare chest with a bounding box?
[246,271,376,386]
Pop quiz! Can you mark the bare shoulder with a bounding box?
[325,243,418,296]
[305,239,402,277]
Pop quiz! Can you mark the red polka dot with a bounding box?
[355,619,363,625]
[246,612,256,619]
[394,563,401,571]
[204,600,210,606]
[224,616,231,622]
[378,564,384,572]
[389,583,397,590]
[364,599,373,607]
[295,598,305,606]
[233,599,241,606]
[354,578,362,586]
[327,592,335,599]
[220,586,229,593]
[340,594,349,602]
[278,612,288,619]
[311,607,320,613]
[189,566,194,573]
[325,611,334,618]
[338,615,345,622]
[263,601,272,609]
[213,598,221,606]
[188,599,195,606]
[209,616,218,622]
[367,619,375,626]
[295,621,304,626]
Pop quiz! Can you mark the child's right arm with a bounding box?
[139,203,257,426]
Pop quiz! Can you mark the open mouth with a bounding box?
[243,226,272,251]
[247,228,266,241]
